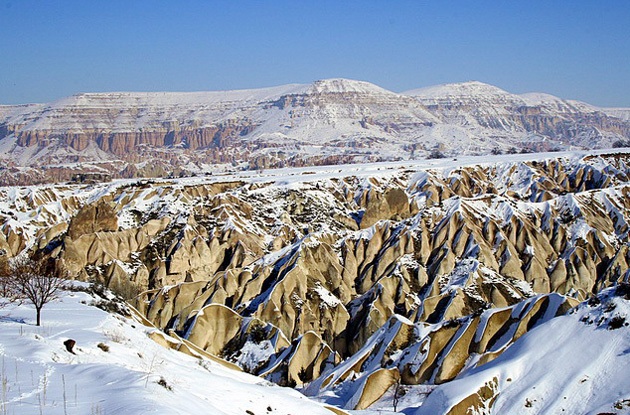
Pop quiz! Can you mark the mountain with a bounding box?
[406,81,630,150]
[1,79,630,185]
[2,149,630,413]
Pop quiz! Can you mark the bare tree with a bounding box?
[1,257,65,326]
[392,377,406,413]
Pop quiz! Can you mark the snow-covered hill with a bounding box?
[414,285,630,415]
[0,283,339,415]
[1,149,630,413]
[1,79,629,185]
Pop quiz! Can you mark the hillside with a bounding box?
[1,79,630,185]
[1,149,630,413]
[0,283,338,415]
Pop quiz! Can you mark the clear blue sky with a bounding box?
[1,0,629,106]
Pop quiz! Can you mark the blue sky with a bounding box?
[1,1,628,106]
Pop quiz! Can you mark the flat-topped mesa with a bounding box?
[404,80,514,99]
[405,81,630,144]
[305,78,394,95]
[1,79,630,179]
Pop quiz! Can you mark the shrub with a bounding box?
[615,283,630,300]
[609,315,626,330]
[157,377,173,391]
[428,150,446,159]
[443,318,461,328]
[248,322,267,344]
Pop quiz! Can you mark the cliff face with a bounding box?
[1,79,630,185]
[407,81,630,148]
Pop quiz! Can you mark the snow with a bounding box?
[0,284,336,415]
[0,146,626,257]
[403,81,513,99]
[314,283,343,308]
[3,79,628,172]
[414,288,630,415]
[604,107,630,121]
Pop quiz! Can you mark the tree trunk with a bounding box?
[36,307,41,326]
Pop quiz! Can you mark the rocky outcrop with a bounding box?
[67,201,118,239]
[413,284,630,415]
[2,152,630,410]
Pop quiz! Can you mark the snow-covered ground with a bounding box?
[88,147,630,188]
[0,284,338,415]
[414,287,630,415]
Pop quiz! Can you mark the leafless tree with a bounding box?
[392,377,406,412]
[0,256,65,326]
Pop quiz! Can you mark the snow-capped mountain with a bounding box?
[1,79,629,185]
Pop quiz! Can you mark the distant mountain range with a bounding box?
[1,78,629,184]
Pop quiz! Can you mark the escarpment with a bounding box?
[2,152,630,409]
[3,79,630,186]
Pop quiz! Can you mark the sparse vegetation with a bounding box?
[157,377,173,391]
[428,149,446,159]
[297,367,309,383]
[248,322,268,344]
[0,257,65,326]
[392,377,406,412]
[608,315,626,330]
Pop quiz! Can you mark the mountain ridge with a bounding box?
[1,78,630,185]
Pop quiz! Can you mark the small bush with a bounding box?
[249,322,267,344]
[609,315,626,330]
[587,296,601,307]
[428,150,446,159]
[157,377,173,391]
[603,302,617,313]
[615,283,630,300]
[443,318,461,328]
[220,336,242,359]
[104,329,128,344]
[97,342,110,352]
[297,367,309,383]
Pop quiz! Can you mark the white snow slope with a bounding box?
[414,286,630,415]
[0,284,338,415]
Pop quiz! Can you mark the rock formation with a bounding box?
[1,79,630,185]
[1,151,630,410]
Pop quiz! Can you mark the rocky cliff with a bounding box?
[1,79,630,185]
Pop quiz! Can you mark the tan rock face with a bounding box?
[3,153,630,404]
[67,201,118,239]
